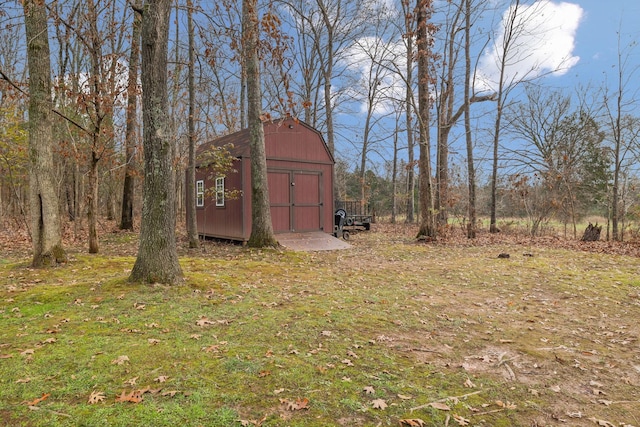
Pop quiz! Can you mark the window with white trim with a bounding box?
[215,177,225,206]
[196,180,204,207]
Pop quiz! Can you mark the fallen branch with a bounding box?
[410,390,483,412]
[471,408,505,416]
[28,405,71,418]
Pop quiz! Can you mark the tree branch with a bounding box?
[0,68,27,96]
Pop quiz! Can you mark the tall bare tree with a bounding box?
[463,0,476,238]
[415,0,436,239]
[130,0,183,284]
[23,0,67,267]
[602,30,640,241]
[244,0,277,248]
[401,0,416,223]
[120,2,142,231]
[186,0,199,248]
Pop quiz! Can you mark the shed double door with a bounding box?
[268,170,323,232]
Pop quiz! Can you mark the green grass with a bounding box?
[1,229,639,426]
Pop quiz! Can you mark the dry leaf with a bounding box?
[587,418,615,427]
[88,391,106,404]
[162,390,180,397]
[20,349,35,356]
[429,402,451,411]
[111,355,130,365]
[363,386,375,395]
[453,414,470,426]
[341,359,354,366]
[321,330,332,337]
[280,397,310,411]
[124,377,138,386]
[397,394,413,400]
[16,378,31,384]
[23,393,50,406]
[196,317,213,326]
[371,399,387,410]
[258,370,271,378]
[399,420,426,427]
[239,419,265,427]
[148,339,160,345]
[115,390,142,403]
[154,376,168,383]
[463,378,476,388]
[495,400,516,409]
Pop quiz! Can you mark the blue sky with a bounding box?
[471,0,640,96]
[556,0,640,89]
[339,0,640,173]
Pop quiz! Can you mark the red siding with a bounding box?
[195,118,334,241]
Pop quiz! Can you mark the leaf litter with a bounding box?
[1,223,640,425]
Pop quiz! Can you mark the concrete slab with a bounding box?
[277,231,351,251]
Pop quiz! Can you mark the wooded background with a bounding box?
[1,0,639,250]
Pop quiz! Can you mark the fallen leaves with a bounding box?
[196,316,231,327]
[111,355,130,365]
[87,391,106,404]
[280,397,310,411]
[115,389,143,403]
[399,419,426,427]
[428,401,451,411]
[371,398,387,410]
[23,393,50,406]
[453,414,470,425]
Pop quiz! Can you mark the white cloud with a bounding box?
[476,0,583,93]
[343,36,409,116]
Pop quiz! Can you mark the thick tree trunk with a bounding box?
[186,0,199,249]
[23,0,67,267]
[244,0,278,248]
[464,0,476,239]
[401,0,415,224]
[130,0,183,284]
[87,153,99,253]
[416,0,436,240]
[119,2,140,231]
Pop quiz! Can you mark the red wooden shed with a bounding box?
[192,117,335,242]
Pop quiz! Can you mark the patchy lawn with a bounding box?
[0,224,639,426]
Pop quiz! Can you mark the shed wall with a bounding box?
[195,119,334,241]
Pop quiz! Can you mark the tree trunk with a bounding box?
[415,0,436,240]
[130,0,183,284]
[87,152,99,253]
[186,0,199,249]
[23,0,67,267]
[120,5,141,231]
[464,0,476,239]
[402,0,415,224]
[244,0,278,248]
[391,118,399,224]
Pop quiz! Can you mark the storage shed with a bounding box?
[192,117,335,242]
